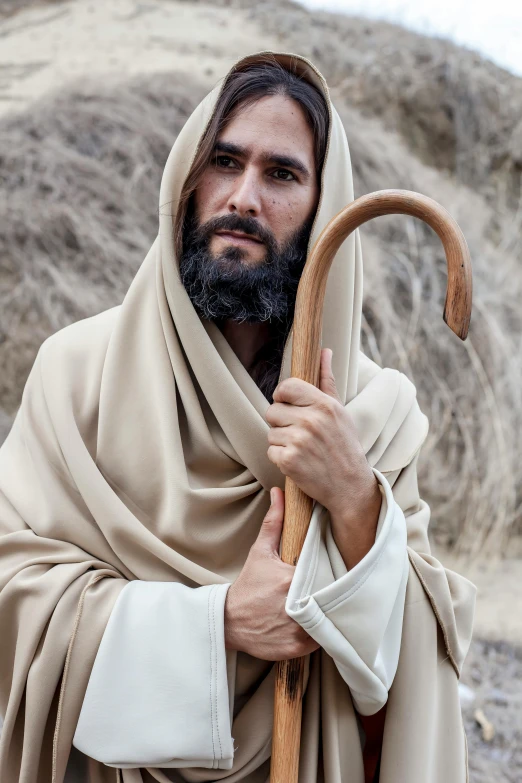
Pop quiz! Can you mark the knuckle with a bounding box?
[263,507,278,524]
[278,378,301,400]
[279,450,294,472]
[289,444,299,461]
[303,426,315,445]
[318,396,335,415]
[291,429,306,449]
[301,413,314,430]
[267,445,278,464]
[275,379,290,398]
[302,415,318,435]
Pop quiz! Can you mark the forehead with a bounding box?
[218,94,315,165]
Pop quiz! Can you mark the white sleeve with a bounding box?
[72,581,235,770]
[285,468,408,716]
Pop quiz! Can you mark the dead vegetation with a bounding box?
[0,72,202,421]
[0,0,61,18]
[1,1,521,556]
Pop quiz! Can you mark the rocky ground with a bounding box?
[461,640,522,782]
[436,550,522,781]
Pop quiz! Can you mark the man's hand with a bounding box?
[266,348,382,569]
[224,488,320,661]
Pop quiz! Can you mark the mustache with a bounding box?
[180,206,314,328]
[192,214,277,251]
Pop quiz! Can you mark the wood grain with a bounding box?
[269,190,472,783]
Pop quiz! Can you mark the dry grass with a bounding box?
[0,73,203,421]
[218,0,522,210]
[1,0,521,555]
[0,0,61,18]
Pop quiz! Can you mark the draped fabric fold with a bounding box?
[0,51,475,783]
[286,468,410,716]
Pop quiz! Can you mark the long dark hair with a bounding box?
[176,56,330,400]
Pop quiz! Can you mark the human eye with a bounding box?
[214,155,238,169]
[272,168,296,182]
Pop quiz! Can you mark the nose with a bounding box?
[226,167,262,217]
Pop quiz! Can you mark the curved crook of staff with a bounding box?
[269,189,473,783]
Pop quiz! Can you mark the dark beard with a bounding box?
[179,209,313,400]
[179,211,312,325]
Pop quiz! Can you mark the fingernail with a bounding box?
[270,488,275,504]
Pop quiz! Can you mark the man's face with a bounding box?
[194,94,320,267]
[180,94,322,324]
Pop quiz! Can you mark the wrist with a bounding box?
[328,469,382,528]
[223,584,242,652]
[328,472,382,569]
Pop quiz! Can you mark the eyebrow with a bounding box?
[213,141,312,180]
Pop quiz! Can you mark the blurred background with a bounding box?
[0,0,520,779]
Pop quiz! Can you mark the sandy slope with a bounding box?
[0,0,277,117]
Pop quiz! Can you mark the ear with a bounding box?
[319,348,342,402]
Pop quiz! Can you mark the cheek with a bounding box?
[268,190,317,240]
[194,173,229,221]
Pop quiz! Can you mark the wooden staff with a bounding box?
[270,189,472,783]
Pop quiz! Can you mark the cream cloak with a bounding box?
[0,52,476,783]
[70,461,408,770]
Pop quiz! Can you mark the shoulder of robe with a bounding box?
[39,307,119,379]
[35,306,120,421]
[354,351,429,474]
[9,308,121,472]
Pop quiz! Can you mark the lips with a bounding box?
[214,230,263,245]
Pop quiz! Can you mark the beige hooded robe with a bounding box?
[0,52,476,783]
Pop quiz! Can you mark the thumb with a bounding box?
[255,487,285,555]
[319,348,341,401]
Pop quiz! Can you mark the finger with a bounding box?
[266,402,303,428]
[273,377,323,407]
[254,487,285,555]
[267,425,295,447]
[319,348,342,402]
[267,444,288,475]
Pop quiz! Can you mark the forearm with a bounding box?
[328,470,383,570]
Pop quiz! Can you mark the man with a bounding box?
[0,53,476,783]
